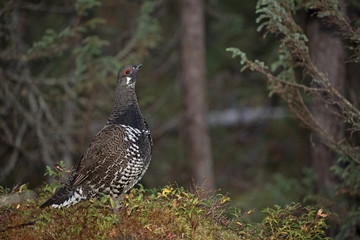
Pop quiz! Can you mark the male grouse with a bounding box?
[41,64,152,209]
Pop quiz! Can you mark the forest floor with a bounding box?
[0,182,330,239]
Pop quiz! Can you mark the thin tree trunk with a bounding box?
[179,0,214,189]
[62,97,75,169]
[307,1,345,191]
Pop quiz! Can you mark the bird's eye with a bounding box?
[124,69,131,75]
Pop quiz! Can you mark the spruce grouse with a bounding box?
[41,64,152,209]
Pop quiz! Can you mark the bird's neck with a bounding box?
[113,87,137,111]
[108,87,145,129]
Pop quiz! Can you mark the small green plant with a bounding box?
[44,161,67,178]
[239,203,330,240]
[0,185,10,195]
[261,203,329,239]
[43,161,71,194]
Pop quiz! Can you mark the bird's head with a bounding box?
[117,64,142,88]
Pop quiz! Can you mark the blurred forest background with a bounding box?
[1,0,360,238]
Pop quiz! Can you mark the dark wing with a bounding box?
[71,124,130,187]
[40,124,130,208]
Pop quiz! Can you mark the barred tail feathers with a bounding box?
[40,186,86,208]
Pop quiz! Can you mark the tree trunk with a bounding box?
[307,2,345,191]
[179,0,214,189]
[62,97,75,169]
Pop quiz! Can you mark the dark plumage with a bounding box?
[41,64,152,209]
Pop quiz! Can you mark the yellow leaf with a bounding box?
[110,198,115,209]
[162,188,171,195]
[221,196,230,204]
[175,194,183,200]
[247,209,254,215]
[317,209,328,218]
[183,192,189,198]
[145,224,153,232]
[19,184,27,193]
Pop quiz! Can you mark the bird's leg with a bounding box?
[112,194,125,214]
